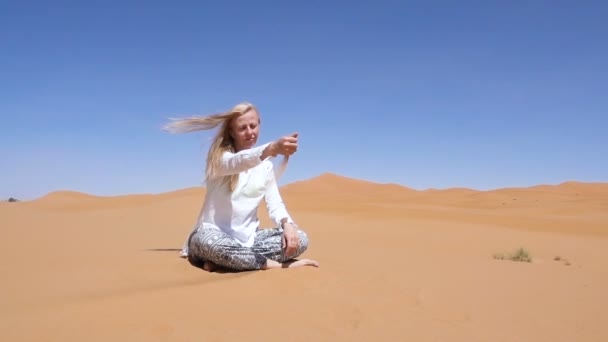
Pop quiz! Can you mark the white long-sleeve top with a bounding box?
[180,143,294,256]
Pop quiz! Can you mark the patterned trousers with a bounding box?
[187,227,310,271]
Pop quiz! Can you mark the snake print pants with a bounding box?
[187,227,309,271]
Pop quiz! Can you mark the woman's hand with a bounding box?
[271,133,298,157]
[282,222,300,258]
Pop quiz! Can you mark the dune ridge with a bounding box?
[20,172,608,203]
[7,173,606,236]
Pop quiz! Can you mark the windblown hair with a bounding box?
[163,102,256,192]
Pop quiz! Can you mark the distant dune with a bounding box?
[2,172,607,341]
[18,172,607,204]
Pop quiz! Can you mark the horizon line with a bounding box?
[6,172,607,202]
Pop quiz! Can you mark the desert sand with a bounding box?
[1,173,607,341]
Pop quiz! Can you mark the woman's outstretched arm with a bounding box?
[214,134,297,177]
[213,143,277,177]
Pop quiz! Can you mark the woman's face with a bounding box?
[230,109,260,152]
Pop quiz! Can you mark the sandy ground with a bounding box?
[1,173,607,341]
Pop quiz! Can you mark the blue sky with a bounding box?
[1,1,607,200]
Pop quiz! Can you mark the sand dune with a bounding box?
[1,173,607,341]
[27,187,206,211]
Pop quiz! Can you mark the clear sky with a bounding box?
[1,1,607,200]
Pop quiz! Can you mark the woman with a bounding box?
[165,102,319,271]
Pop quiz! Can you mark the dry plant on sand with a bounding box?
[493,248,532,263]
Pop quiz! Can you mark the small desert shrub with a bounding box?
[493,248,532,263]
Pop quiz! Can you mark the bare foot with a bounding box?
[203,261,218,272]
[263,259,319,270]
[284,259,320,268]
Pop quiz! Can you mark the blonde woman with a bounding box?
[165,102,319,271]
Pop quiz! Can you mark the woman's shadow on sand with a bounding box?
[144,248,245,274]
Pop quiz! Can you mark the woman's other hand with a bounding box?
[282,222,300,258]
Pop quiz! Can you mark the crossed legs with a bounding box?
[188,227,318,271]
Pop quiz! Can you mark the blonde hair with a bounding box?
[163,102,256,192]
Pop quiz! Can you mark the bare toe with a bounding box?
[203,261,218,272]
[303,259,319,267]
[287,259,319,268]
